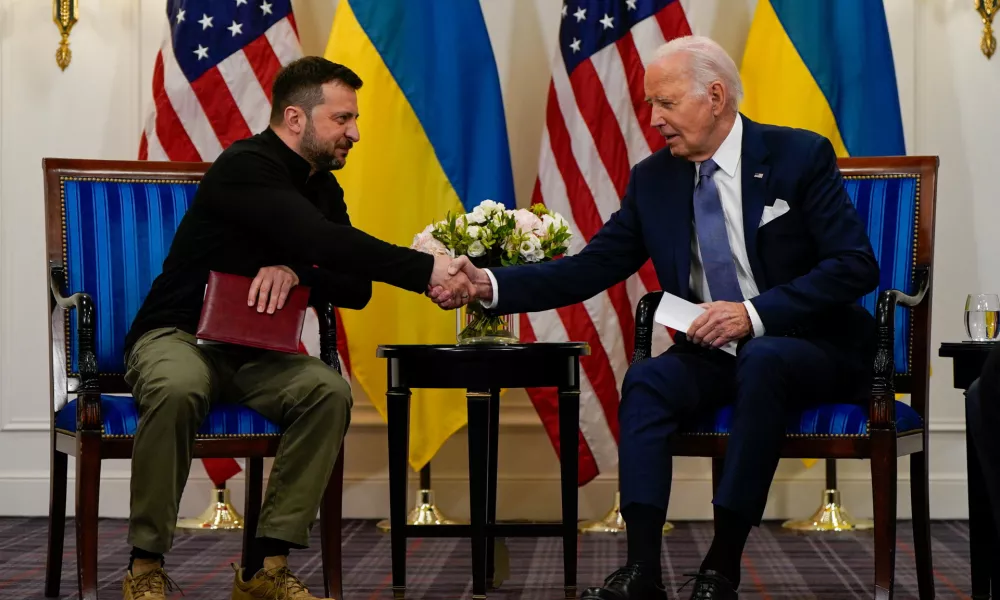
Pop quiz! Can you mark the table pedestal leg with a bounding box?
[467,389,491,599]
[486,388,501,588]
[559,386,580,599]
[388,386,411,600]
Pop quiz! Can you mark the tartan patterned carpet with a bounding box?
[0,518,973,599]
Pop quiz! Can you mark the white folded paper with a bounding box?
[653,292,738,356]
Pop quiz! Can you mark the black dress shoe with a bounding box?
[580,564,667,600]
[679,570,738,599]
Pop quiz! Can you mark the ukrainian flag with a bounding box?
[740,1,905,469]
[324,1,515,470]
[739,0,905,158]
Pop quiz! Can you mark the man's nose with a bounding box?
[649,108,665,127]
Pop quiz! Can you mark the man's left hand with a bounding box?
[687,301,751,349]
[248,265,299,314]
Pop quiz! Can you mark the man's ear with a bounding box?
[284,105,306,134]
[709,81,726,116]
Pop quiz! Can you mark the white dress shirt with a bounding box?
[482,114,765,338]
[690,115,765,337]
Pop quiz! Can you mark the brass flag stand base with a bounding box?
[782,460,872,532]
[782,488,872,532]
[377,464,464,532]
[579,491,674,534]
[177,485,244,531]
[377,489,462,531]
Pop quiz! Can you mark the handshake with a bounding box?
[426,255,493,310]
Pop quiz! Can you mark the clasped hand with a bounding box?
[426,255,492,309]
[686,301,751,349]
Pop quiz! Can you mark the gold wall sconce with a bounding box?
[53,0,79,70]
[976,0,1000,58]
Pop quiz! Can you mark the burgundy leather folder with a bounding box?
[196,271,310,353]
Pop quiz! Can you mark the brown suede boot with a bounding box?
[122,558,179,599]
[230,556,331,600]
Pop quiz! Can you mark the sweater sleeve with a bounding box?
[205,150,434,293]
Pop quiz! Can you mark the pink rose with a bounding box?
[511,208,543,235]
[411,225,450,256]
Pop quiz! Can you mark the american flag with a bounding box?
[139,0,301,162]
[138,0,351,485]
[523,0,690,484]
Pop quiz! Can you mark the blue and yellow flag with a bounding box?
[740,1,905,469]
[324,1,515,470]
[740,0,905,158]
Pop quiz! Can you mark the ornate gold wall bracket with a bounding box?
[53,0,79,70]
[976,0,1000,58]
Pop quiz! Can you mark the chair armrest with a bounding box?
[633,291,664,364]
[869,265,931,429]
[49,261,102,433]
[313,301,342,375]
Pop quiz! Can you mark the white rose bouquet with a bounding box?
[412,199,573,342]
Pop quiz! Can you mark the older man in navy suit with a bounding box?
[433,35,878,599]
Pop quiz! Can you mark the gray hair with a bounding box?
[652,35,743,113]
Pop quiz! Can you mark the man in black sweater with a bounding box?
[121,57,469,600]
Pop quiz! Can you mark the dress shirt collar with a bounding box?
[698,113,742,178]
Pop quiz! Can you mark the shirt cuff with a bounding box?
[481,268,499,309]
[744,300,765,338]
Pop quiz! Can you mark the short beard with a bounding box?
[300,120,342,172]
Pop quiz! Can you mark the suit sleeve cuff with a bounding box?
[481,268,499,309]
[744,300,765,338]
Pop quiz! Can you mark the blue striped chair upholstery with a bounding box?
[677,170,924,437]
[52,176,282,438]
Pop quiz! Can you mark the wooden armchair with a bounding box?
[633,156,938,600]
[41,158,346,600]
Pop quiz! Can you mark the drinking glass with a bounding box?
[965,294,1000,341]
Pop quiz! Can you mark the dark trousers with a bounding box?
[966,344,1000,539]
[618,335,867,526]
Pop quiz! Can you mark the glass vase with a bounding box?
[456,302,518,345]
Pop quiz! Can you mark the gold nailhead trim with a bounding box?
[57,428,282,439]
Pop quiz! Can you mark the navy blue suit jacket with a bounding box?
[492,116,880,356]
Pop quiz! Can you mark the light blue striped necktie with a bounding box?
[693,159,743,302]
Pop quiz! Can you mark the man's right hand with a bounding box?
[428,254,476,308]
[427,255,493,309]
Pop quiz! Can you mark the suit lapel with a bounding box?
[740,116,770,292]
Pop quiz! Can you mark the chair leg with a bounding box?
[871,430,898,600]
[910,449,935,599]
[45,447,68,598]
[241,458,264,572]
[321,443,345,599]
[711,457,724,528]
[75,435,101,600]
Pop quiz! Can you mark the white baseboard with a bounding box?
[0,471,970,522]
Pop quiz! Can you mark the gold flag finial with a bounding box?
[53,0,79,71]
[976,0,1000,58]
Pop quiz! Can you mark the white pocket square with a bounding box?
[760,198,790,227]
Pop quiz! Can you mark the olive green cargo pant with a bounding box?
[124,327,352,554]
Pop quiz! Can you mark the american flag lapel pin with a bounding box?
[754,172,764,178]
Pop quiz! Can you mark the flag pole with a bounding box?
[579,476,673,534]
[781,459,872,531]
[177,480,245,531]
[377,463,463,532]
